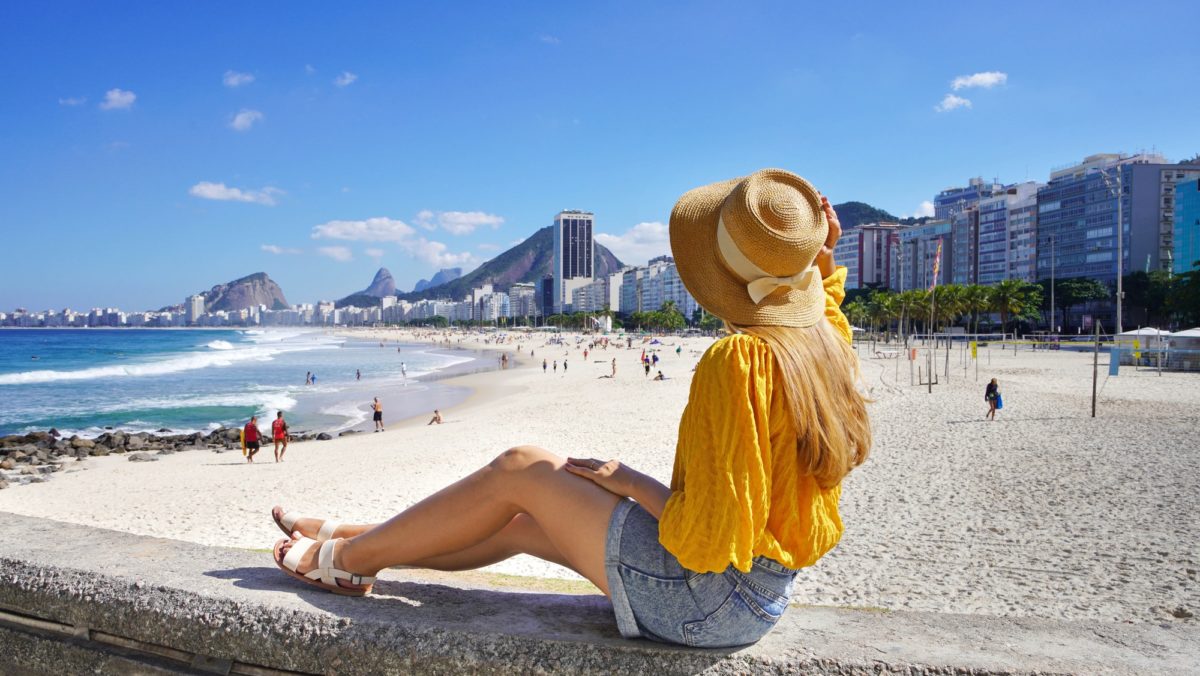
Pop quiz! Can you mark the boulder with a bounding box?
[0,459,13,470]
[89,447,111,457]
[316,433,333,441]
[223,429,241,442]
[53,439,71,452]
[37,464,62,474]
[338,430,361,437]
[0,479,7,489]
[109,432,126,448]
[127,453,158,463]
[156,448,176,456]
[125,436,145,451]
[48,428,60,437]
[70,438,95,450]
[156,428,172,433]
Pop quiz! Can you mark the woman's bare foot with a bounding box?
[274,536,374,594]
[271,505,356,540]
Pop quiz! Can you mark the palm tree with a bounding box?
[867,290,898,337]
[934,285,966,330]
[988,279,1041,335]
[844,298,870,331]
[961,284,991,335]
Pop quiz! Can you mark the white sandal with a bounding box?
[273,508,342,541]
[273,537,374,597]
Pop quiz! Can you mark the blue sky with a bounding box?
[2,1,1197,310]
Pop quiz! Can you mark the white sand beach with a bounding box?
[0,329,1196,625]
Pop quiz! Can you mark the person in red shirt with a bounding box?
[243,416,263,463]
[272,411,289,462]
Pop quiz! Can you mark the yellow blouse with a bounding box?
[658,267,852,574]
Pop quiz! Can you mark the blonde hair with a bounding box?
[728,319,871,489]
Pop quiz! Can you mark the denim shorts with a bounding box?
[604,499,798,648]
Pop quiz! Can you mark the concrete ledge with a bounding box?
[0,512,1194,675]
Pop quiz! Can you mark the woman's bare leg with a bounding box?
[277,446,620,593]
[272,511,570,570]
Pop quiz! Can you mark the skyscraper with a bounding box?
[552,210,594,313]
[186,294,205,326]
[1175,177,1200,275]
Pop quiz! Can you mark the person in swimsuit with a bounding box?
[243,416,263,463]
[372,397,384,432]
[272,411,289,462]
[984,378,1000,421]
[269,169,870,648]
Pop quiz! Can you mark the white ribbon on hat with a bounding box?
[717,216,819,304]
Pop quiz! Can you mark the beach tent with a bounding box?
[1168,328,1200,371]
[1115,327,1171,349]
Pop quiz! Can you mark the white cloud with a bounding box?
[261,244,301,255]
[229,109,264,131]
[401,238,477,269]
[189,181,283,206]
[539,34,561,45]
[909,201,935,218]
[99,88,136,110]
[333,71,358,87]
[317,246,353,262]
[935,93,972,113]
[311,217,416,242]
[365,247,385,260]
[414,210,505,236]
[223,70,255,87]
[595,221,670,266]
[477,243,500,251]
[951,71,1007,90]
[58,96,86,106]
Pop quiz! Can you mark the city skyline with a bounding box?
[3,2,1198,310]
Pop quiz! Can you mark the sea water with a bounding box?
[0,329,486,437]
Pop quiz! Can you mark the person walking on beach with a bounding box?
[356,369,361,381]
[268,170,869,649]
[400,362,407,380]
[611,357,617,377]
[305,371,312,386]
[243,416,263,463]
[563,358,568,373]
[542,358,548,374]
[428,410,442,425]
[984,378,1001,421]
[553,360,558,373]
[644,359,651,377]
[272,412,289,463]
[372,397,384,432]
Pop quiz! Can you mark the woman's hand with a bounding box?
[814,195,841,278]
[565,457,634,497]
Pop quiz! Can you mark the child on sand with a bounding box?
[269,169,870,649]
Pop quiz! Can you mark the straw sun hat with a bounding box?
[670,168,828,328]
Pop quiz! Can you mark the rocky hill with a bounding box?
[398,227,624,302]
[413,268,462,293]
[336,268,399,308]
[363,268,397,297]
[164,272,289,312]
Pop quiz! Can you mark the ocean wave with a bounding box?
[207,340,235,350]
[320,402,370,432]
[0,341,333,386]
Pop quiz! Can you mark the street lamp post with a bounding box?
[1049,235,1055,333]
[1098,167,1125,334]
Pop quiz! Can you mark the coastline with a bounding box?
[0,334,1196,627]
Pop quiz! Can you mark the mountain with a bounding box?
[833,201,900,228]
[413,268,462,293]
[163,272,289,312]
[398,227,624,302]
[336,268,400,309]
[363,268,397,297]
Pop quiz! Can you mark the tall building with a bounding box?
[552,210,594,313]
[833,223,900,290]
[1035,153,1182,288]
[949,207,980,285]
[539,274,554,317]
[508,283,537,319]
[889,220,952,292]
[1006,185,1040,283]
[975,181,1041,285]
[185,295,205,325]
[933,177,1004,220]
[1175,177,1200,274]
